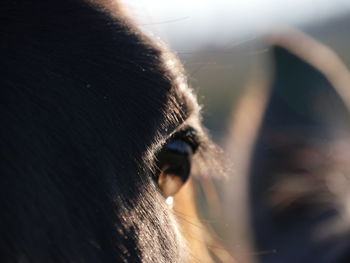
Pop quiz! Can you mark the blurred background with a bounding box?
[122,1,350,262]
[122,0,350,140]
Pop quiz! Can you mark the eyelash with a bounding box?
[166,126,201,154]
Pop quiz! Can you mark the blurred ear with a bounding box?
[247,32,350,263]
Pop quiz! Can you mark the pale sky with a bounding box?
[123,0,350,49]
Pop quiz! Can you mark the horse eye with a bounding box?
[155,139,195,197]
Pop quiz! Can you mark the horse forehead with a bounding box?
[1,1,188,164]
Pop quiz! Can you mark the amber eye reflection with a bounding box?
[156,139,194,198]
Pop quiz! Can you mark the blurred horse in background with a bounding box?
[226,29,350,262]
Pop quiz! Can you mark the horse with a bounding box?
[0,1,219,262]
[227,29,350,262]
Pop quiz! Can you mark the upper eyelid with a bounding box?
[166,125,201,153]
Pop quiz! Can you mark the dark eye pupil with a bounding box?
[155,139,194,183]
[164,140,193,155]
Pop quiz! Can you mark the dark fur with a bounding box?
[0,1,203,262]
